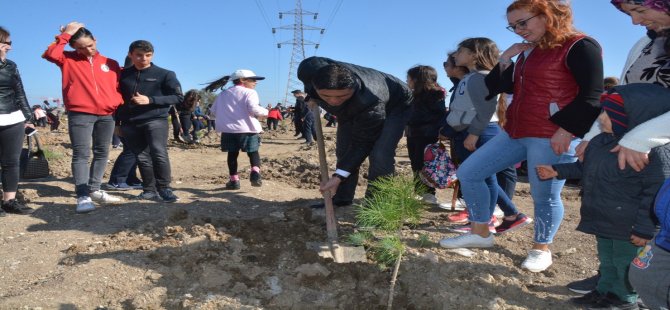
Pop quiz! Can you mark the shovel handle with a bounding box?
[310,101,338,242]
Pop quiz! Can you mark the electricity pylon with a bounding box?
[273,0,324,106]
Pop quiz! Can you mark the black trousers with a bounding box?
[0,122,24,192]
[121,119,172,192]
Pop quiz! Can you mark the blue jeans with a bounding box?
[456,131,578,244]
[452,123,519,217]
[68,112,115,197]
[334,106,411,204]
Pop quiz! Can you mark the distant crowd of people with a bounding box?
[1,0,670,308]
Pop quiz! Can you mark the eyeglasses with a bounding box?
[506,15,539,32]
[0,41,11,46]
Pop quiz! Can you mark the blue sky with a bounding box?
[4,1,645,106]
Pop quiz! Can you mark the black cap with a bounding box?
[291,89,303,94]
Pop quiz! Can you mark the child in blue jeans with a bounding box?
[537,83,670,309]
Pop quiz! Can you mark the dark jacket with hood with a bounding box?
[297,56,412,173]
[406,89,446,137]
[0,59,32,121]
[553,83,670,241]
[115,63,184,124]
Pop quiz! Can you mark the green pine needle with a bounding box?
[371,235,405,267]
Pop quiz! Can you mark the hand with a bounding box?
[500,43,535,62]
[575,140,589,162]
[62,22,84,35]
[319,176,342,198]
[536,165,558,180]
[463,134,479,152]
[611,144,650,172]
[550,127,572,155]
[630,235,650,247]
[131,92,150,105]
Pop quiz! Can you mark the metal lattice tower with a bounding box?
[273,0,324,106]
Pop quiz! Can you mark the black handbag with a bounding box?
[20,133,50,180]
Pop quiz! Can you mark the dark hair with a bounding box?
[407,65,445,103]
[457,37,500,71]
[603,76,620,90]
[68,27,95,47]
[204,76,231,92]
[128,40,154,53]
[0,26,9,43]
[181,89,201,112]
[311,64,356,90]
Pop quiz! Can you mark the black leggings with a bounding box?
[227,151,261,175]
[0,122,25,192]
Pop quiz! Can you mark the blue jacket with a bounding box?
[654,178,670,252]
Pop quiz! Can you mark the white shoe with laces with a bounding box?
[439,232,494,249]
[76,196,95,214]
[90,190,121,203]
[521,249,553,272]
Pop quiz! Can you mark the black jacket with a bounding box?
[553,83,670,241]
[0,60,31,121]
[406,91,446,137]
[115,63,183,123]
[297,56,412,172]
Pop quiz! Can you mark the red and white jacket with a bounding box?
[43,33,122,116]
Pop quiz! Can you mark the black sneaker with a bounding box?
[588,293,639,310]
[1,199,35,215]
[250,171,262,187]
[568,272,600,294]
[158,188,179,203]
[225,180,241,190]
[0,208,6,217]
[135,191,159,200]
[571,290,605,306]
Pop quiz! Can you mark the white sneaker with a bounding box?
[437,198,466,211]
[76,196,96,213]
[493,206,504,217]
[421,193,438,205]
[521,250,552,272]
[439,233,494,249]
[90,190,121,203]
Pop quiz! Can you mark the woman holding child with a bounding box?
[439,0,604,273]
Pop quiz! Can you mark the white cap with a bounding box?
[229,69,265,80]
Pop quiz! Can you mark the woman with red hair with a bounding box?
[439,0,603,273]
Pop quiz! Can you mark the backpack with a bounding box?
[419,142,457,189]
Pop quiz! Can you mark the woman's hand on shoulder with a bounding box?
[610,145,649,172]
[500,43,534,62]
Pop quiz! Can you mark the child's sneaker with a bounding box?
[90,190,121,203]
[421,193,438,205]
[447,209,470,224]
[438,198,466,211]
[567,272,600,294]
[250,171,262,187]
[76,196,96,214]
[439,233,494,249]
[225,180,241,190]
[495,213,533,234]
[521,249,552,272]
[449,216,498,234]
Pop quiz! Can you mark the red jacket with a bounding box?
[42,33,123,116]
[268,108,283,120]
[505,35,584,138]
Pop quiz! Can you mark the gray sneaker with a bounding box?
[90,190,122,203]
[76,196,96,213]
[135,191,159,200]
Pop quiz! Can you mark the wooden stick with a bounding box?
[310,101,338,242]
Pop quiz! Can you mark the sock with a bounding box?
[231,175,240,181]
[251,166,260,173]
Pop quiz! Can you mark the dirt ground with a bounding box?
[0,119,597,310]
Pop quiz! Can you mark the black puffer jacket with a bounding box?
[297,56,412,172]
[553,83,670,241]
[116,63,184,124]
[406,90,446,137]
[0,60,32,121]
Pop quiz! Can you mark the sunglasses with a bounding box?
[506,15,539,32]
[0,41,11,46]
